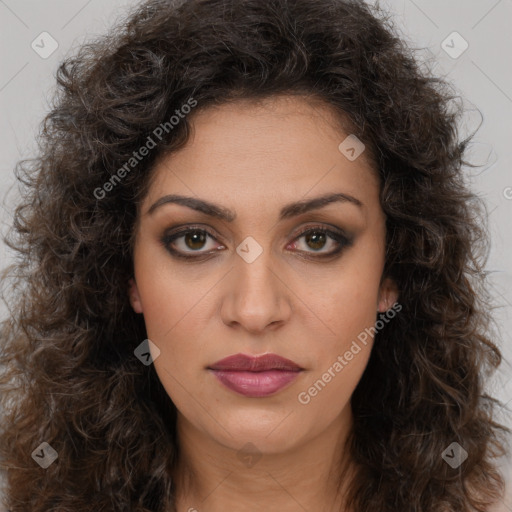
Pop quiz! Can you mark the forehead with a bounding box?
[141,95,380,221]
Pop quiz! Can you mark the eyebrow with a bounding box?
[146,192,363,221]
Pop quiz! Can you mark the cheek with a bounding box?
[297,343,372,413]
[132,242,210,342]
[132,250,217,390]
[304,284,377,397]
[296,276,380,414]
[136,276,210,380]
[137,272,211,416]
[296,239,384,399]
[301,241,384,348]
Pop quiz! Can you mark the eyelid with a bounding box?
[160,223,352,259]
[161,224,222,244]
[292,223,349,241]
[287,224,353,258]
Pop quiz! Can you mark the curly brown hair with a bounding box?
[0,0,510,510]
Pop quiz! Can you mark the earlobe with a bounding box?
[128,277,143,313]
[377,277,399,312]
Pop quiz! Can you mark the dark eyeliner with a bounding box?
[159,225,221,261]
[160,224,353,260]
[290,225,353,259]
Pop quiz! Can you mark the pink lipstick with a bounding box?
[208,353,303,397]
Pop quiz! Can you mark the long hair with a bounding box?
[0,0,509,510]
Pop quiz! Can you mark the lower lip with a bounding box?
[209,369,301,397]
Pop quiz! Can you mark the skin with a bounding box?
[128,94,399,511]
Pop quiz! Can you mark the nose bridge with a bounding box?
[236,244,276,297]
[223,236,289,331]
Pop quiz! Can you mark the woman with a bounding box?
[0,0,510,510]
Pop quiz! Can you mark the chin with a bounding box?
[212,417,302,453]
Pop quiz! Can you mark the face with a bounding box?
[128,94,398,455]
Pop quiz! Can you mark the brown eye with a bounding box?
[161,226,224,259]
[304,231,327,251]
[183,230,208,250]
[161,224,352,261]
[290,226,352,257]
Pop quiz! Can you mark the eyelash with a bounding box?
[160,224,353,261]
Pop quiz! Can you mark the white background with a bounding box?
[0,0,511,509]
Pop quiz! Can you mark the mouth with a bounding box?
[207,353,304,398]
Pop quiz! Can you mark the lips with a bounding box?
[209,353,303,372]
[207,353,303,397]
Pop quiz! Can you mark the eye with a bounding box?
[160,224,353,260]
[287,225,352,258]
[161,226,223,259]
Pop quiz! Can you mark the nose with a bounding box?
[220,247,292,334]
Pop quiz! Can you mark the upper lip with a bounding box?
[208,353,303,372]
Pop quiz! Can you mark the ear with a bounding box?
[377,276,399,313]
[128,277,143,313]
